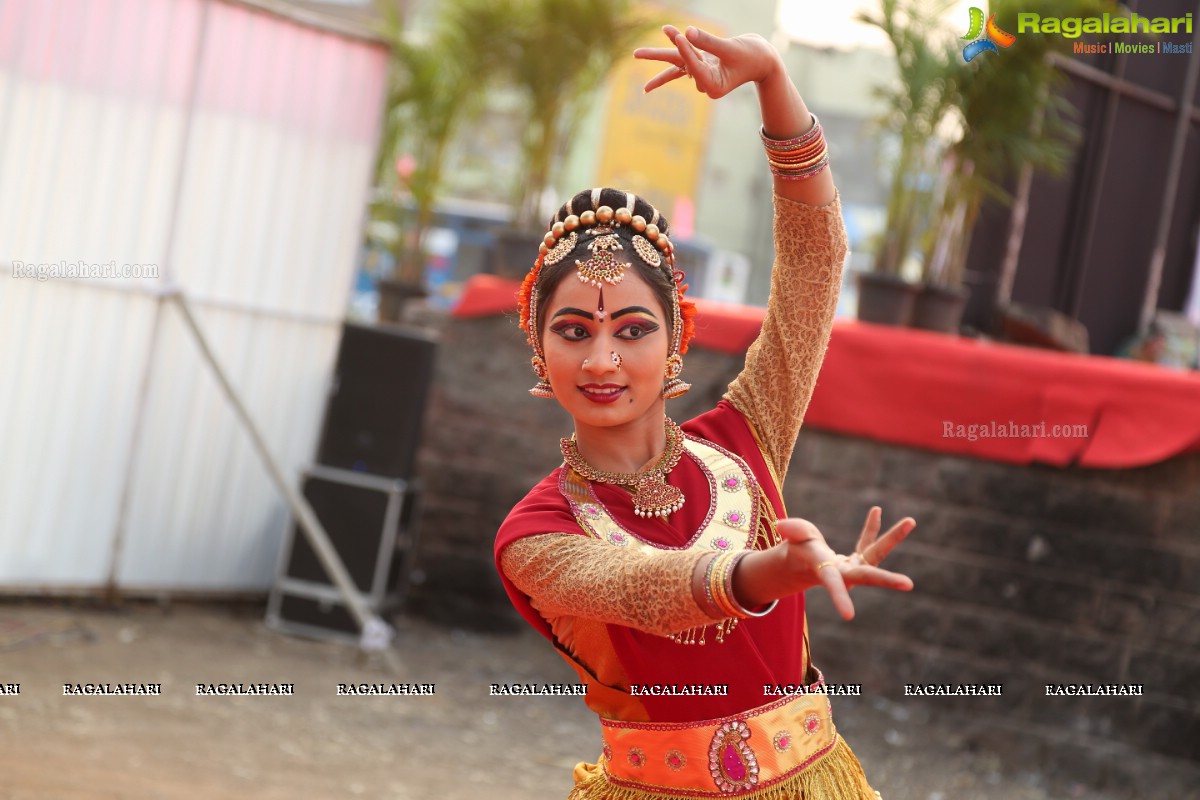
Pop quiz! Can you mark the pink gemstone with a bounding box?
[780,735,790,748]
[722,744,746,782]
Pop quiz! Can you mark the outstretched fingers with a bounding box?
[681,25,738,59]
[642,65,688,94]
[672,30,709,88]
[816,559,855,621]
[847,562,914,592]
[636,25,737,95]
[854,506,882,554]
[865,516,916,566]
[634,28,691,93]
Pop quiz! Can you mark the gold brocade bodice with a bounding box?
[559,434,781,645]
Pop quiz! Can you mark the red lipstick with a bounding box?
[579,384,625,404]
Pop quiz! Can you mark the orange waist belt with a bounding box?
[599,680,838,797]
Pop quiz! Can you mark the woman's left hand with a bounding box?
[635,25,782,97]
[775,507,915,621]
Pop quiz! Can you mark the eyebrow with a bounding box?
[551,307,594,320]
[611,306,658,321]
[550,305,659,321]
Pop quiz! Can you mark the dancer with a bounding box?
[496,24,916,799]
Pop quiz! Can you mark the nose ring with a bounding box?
[611,351,622,371]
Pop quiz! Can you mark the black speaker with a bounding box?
[315,323,437,479]
[267,465,420,640]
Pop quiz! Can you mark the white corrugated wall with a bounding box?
[0,0,388,592]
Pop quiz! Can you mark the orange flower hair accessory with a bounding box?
[516,252,542,346]
[679,293,697,356]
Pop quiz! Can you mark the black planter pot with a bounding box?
[377,278,428,324]
[490,228,542,280]
[911,283,969,334]
[856,272,919,326]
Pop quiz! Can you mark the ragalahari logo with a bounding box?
[962,7,1016,61]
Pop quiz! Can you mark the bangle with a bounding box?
[761,114,830,181]
[768,149,828,171]
[723,551,779,618]
[775,154,830,182]
[700,552,722,616]
[760,115,822,149]
[708,552,738,618]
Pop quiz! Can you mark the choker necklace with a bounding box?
[561,418,686,519]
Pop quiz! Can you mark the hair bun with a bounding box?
[552,187,669,238]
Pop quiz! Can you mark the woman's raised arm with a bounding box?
[640,26,846,483]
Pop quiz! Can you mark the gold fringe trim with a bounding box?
[569,735,880,800]
[754,483,781,550]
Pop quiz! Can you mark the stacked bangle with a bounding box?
[761,114,830,181]
[699,551,778,620]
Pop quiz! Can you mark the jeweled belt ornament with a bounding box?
[599,675,838,796]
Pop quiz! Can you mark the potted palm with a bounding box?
[910,0,1119,333]
[855,0,958,326]
[372,0,500,322]
[488,0,656,277]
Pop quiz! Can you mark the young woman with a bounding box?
[495,24,916,799]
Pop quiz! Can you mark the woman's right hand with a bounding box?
[635,25,782,98]
[735,508,915,620]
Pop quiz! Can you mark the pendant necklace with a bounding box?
[561,418,686,519]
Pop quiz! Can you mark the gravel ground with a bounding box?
[0,600,1195,800]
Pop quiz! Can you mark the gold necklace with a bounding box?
[560,418,686,519]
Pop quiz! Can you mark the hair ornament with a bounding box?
[543,230,577,267]
[575,248,629,288]
[632,235,661,267]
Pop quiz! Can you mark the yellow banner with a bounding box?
[594,14,722,220]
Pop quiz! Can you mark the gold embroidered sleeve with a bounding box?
[724,192,847,484]
[499,534,721,637]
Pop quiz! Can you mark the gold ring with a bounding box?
[815,560,836,573]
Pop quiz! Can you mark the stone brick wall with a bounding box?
[405,310,1200,764]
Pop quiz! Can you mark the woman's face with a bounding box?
[541,269,670,431]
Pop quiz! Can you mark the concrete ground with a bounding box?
[0,599,1196,800]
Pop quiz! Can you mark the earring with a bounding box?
[529,356,554,398]
[662,354,691,399]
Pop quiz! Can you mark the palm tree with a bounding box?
[924,0,1119,288]
[501,0,658,228]
[370,0,503,295]
[857,0,959,277]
